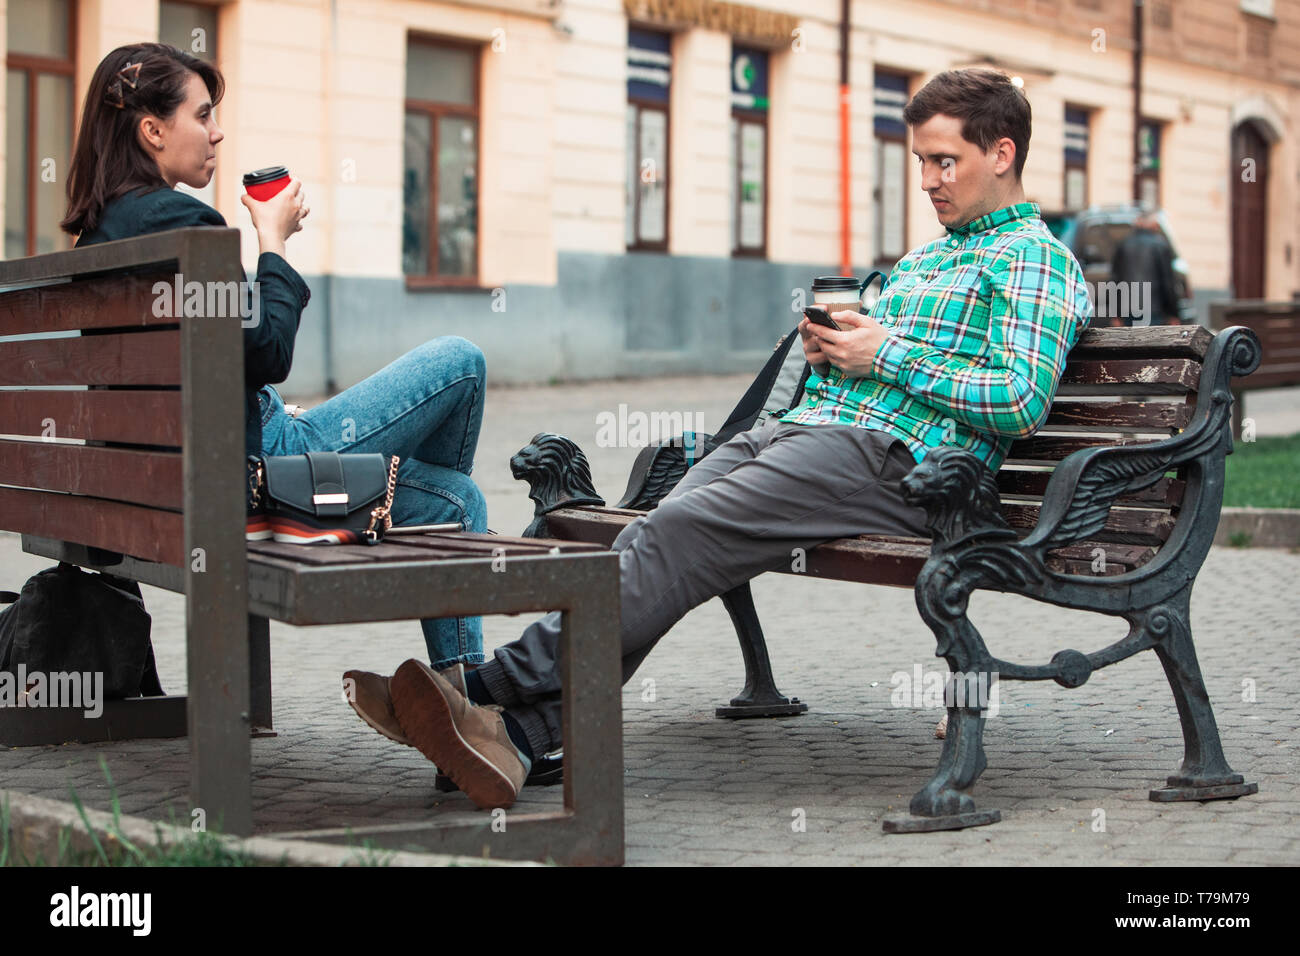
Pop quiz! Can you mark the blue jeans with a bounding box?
[259,336,488,667]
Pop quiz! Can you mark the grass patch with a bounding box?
[1,758,398,867]
[1,758,259,867]
[1224,433,1300,509]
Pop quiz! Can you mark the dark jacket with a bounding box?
[1110,227,1180,324]
[75,186,311,458]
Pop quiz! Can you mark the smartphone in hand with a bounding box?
[803,306,841,331]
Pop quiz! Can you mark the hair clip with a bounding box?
[104,62,141,110]
[116,61,142,90]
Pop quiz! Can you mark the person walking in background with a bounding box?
[1110,210,1182,327]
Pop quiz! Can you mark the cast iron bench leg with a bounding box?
[883,701,1001,833]
[715,583,809,719]
[1144,588,1258,802]
[884,552,1000,833]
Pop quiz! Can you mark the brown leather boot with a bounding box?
[343,664,469,748]
[343,670,412,746]
[389,659,530,810]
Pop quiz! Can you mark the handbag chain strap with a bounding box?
[248,459,265,508]
[364,455,401,544]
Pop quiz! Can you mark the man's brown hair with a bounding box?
[902,68,1032,178]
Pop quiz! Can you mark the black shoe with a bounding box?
[435,750,563,793]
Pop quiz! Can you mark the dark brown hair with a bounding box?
[61,42,224,236]
[903,68,1031,178]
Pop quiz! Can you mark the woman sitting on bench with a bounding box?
[60,42,489,700]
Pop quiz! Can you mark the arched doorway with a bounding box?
[1231,120,1270,300]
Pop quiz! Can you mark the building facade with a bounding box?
[2,0,1296,392]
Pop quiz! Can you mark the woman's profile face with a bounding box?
[144,71,223,189]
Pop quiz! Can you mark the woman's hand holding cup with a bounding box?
[241,176,309,257]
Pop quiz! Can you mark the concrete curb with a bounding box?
[1213,507,1300,549]
[0,789,538,867]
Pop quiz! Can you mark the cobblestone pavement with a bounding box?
[1,376,1297,866]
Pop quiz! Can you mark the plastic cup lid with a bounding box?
[243,166,289,186]
[811,276,861,293]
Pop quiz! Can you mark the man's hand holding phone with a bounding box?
[800,307,889,378]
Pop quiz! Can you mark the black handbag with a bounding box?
[248,451,400,545]
[0,563,164,701]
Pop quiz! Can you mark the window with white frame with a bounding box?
[1064,105,1090,211]
[873,70,908,265]
[1138,119,1162,209]
[5,0,75,257]
[403,37,480,283]
[626,28,670,251]
[729,45,768,257]
[160,1,218,206]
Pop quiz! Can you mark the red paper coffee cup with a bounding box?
[243,165,290,201]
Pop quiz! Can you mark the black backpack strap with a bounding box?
[713,326,802,446]
[859,269,887,300]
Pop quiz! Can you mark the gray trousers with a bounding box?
[477,421,931,756]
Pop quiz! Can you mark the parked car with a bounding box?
[1040,204,1196,324]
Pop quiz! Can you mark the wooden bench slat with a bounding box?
[546,506,1173,577]
[1044,400,1192,431]
[785,536,929,588]
[0,272,178,336]
[246,535,603,566]
[1007,433,1163,461]
[248,542,415,565]
[0,330,180,387]
[1218,315,1300,331]
[546,509,631,547]
[1059,358,1200,391]
[390,534,604,556]
[1002,502,1176,545]
[1070,325,1212,360]
[1046,542,1158,575]
[1250,328,1300,344]
[997,469,1185,506]
[0,390,183,445]
[0,486,182,565]
[0,440,181,508]
[1237,365,1300,389]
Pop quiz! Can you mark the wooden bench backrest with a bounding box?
[1209,300,1300,390]
[0,228,245,570]
[998,325,1214,562]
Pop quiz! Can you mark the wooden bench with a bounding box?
[1209,299,1300,439]
[0,228,623,865]
[513,323,1263,832]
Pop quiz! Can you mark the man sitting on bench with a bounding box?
[384,67,1096,810]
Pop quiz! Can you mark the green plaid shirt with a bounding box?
[783,202,1093,472]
